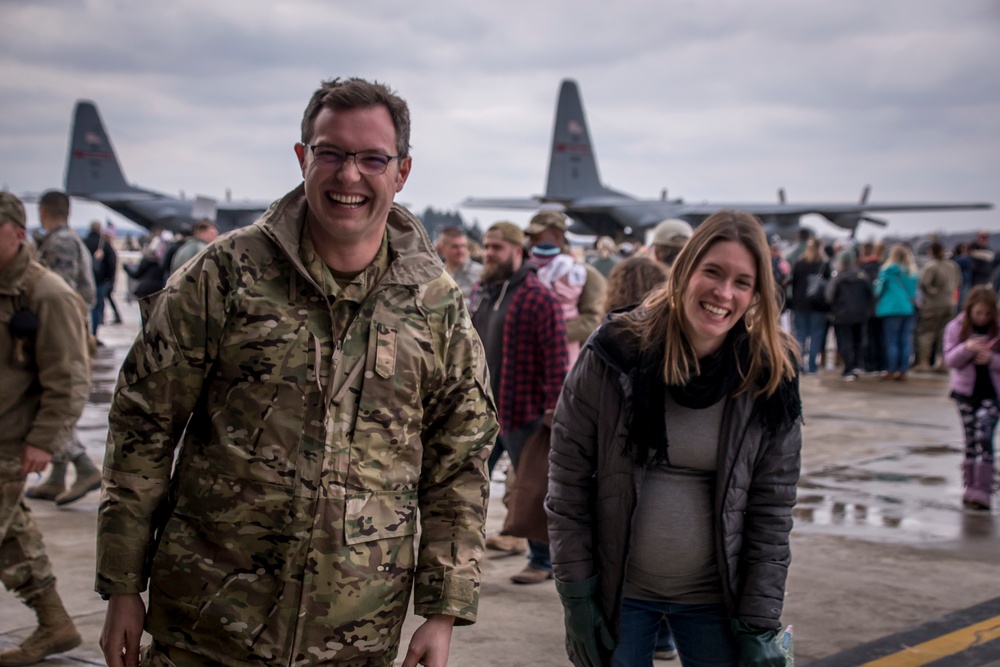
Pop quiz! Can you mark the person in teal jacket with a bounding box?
[874,243,919,380]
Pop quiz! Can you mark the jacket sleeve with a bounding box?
[25,280,91,455]
[96,249,228,595]
[565,264,606,344]
[547,346,603,583]
[737,415,802,630]
[943,318,974,369]
[413,294,498,625]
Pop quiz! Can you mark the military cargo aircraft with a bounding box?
[64,101,269,234]
[462,79,992,239]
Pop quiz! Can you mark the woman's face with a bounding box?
[970,302,993,328]
[681,240,757,358]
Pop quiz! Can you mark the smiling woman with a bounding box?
[547,210,803,667]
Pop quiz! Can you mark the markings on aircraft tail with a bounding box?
[553,143,592,154]
[72,150,113,160]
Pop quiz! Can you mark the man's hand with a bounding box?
[21,445,52,477]
[100,593,146,667]
[400,614,455,667]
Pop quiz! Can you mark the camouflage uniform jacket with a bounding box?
[0,246,91,455]
[97,184,498,666]
[37,223,97,307]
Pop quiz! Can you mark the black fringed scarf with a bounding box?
[594,312,802,466]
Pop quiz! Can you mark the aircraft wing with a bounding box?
[695,202,993,216]
[461,197,553,210]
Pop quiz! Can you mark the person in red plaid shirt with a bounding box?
[471,221,569,585]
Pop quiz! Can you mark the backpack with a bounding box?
[12,260,97,363]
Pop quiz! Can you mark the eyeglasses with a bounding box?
[304,144,400,175]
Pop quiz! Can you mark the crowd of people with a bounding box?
[0,74,994,667]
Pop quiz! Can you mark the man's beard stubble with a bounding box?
[481,256,516,284]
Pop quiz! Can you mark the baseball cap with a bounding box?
[0,192,26,229]
[651,219,693,248]
[486,221,525,247]
[525,211,568,236]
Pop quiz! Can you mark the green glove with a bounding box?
[555,576,616,667]
[731,620,788,667]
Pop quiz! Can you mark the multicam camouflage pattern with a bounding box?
[0,247,90,602]
[0,458,54,602]
[97,185,498,666]
[37,224,96,307]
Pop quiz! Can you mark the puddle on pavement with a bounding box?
[794,443,998,544]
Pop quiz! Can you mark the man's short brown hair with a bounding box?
[301,78,411,157]
[39,190,70,220]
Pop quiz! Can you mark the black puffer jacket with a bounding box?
[546,314,802,650]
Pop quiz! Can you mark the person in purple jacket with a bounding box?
[943,284,999,511]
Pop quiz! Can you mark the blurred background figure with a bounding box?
[790,239,831,374]
[649,219,693,270]
[84,220,118,343]
[874,244,919,381]
[915,241,960,371]
[825,250,873,380]
[603,255,668,314]
[435,226,482,300]
[588,236,620,278]
[169,219,218,275]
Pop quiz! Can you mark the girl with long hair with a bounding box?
[548,210,801,667]
[944,285,999,511]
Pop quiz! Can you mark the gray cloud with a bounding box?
[1,0,997,237]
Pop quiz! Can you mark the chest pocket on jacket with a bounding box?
[353,303,433,491]
[374,321,397,379]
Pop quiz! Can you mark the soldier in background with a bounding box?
[97,77,497,667]
[168,219,218,275]
[0,193,91,665]
[435,226,482,300]
[29,191,102,506]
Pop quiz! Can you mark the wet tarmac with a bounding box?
[2,298,999,665]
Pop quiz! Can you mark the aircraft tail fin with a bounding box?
[545,80,617,200]
[65,100,135,196]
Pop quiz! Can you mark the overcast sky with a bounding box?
[2,0,997,240]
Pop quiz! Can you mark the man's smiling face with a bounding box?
[296,105,410,261]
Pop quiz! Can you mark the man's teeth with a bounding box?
[330,193,366,205]
[702,303,728,317]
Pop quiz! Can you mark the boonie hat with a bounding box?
[0,192,26,229]
[651,219,693,248]
[525,211,568,236]
[486,221,525,247]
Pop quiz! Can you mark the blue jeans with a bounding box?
[794,310,828,372]
[612,599,739,667]
[881,314,915,373]
[91,282,112,335]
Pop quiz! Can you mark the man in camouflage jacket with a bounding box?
[29,190,102,507]
[0,192,91,665]
[97,79,498,667]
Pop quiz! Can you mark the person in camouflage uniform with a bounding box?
[28,191,102,507]
[97,78,498,667]
[0,192,91,665]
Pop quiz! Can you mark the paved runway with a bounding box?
[1,297,998,665]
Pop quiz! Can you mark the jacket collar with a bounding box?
[257,183,442,289]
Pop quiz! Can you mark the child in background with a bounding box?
[531,242,587,366]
